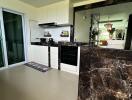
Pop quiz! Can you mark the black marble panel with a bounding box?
[78,47,132,100]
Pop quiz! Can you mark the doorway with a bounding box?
[0,8,26,68]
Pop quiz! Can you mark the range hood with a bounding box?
[39,22,58,28]
[39,22,73,28]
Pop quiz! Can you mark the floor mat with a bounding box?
[24,62,51,72]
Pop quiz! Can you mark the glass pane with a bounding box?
[3,11,25,65]
[0,24,4,67]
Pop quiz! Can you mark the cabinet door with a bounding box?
[50,47,58,69]
[37,7,48,23]
[47,5,57,23]
[56,1,69,24]
[28,45,48,66]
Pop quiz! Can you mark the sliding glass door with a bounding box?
[0,8,25,68]
[3,11,25,65]
[2,10,25,65]
[0,24,4,68]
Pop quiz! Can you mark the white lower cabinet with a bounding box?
[28,45,80,75]
[61,63,79,75]
[28,45,48,66]
[50,47,58,69]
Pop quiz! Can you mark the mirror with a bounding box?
[74,2,132,50]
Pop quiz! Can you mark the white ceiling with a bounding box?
[19,0,65,7]
[19,0,89,8]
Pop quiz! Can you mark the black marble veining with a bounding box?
[78,47,132,100]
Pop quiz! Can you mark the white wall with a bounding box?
[44,27,71,42]
[30,20,44,42]
[74,11,90,42]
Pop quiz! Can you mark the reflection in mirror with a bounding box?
[74,2,132,50]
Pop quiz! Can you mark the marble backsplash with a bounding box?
[78,47,132,100]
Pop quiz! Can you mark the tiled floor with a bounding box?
[0,65,79,100]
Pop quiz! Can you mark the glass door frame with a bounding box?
[0,8,8,69]
[0,8,27,69]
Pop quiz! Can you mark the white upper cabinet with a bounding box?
[37,0,73,25]
[56,1,69,24]
[47,5,57,23]
[37,7,48,23]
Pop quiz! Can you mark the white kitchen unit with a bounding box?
[28,45,49,66]
[37,0,73,25]
[61,47,80,75]
[50,47,58,69]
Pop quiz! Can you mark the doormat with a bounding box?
[24,62,51,72]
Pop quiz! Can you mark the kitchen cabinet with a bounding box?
[61,63,78,74]
[56,1,69,24]
[28,45,48,66]
[37,7,48,23]
[47,5,57,23]
[50,47,58,69]
[37,0,73,25]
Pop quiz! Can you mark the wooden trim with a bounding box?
[58,44,61,70]
[74,0,132,12]
[48,46,51,68]
[99,19,123,23]
[72,8,76,42]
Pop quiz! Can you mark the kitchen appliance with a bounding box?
[40,38,46,43]
[60,46,78,66]
[48,38,54,45]
[40,38,49,44]
[39,22,57,28]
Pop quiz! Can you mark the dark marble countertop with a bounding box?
[31,42,58,47]
[78,46,132,100]
[31,42,89,47]
[58,41,88,47]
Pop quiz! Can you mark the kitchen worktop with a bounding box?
[31,42,88,47]
[58,42,88,47]
[78,47,132,100]
[31,42,58,47]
